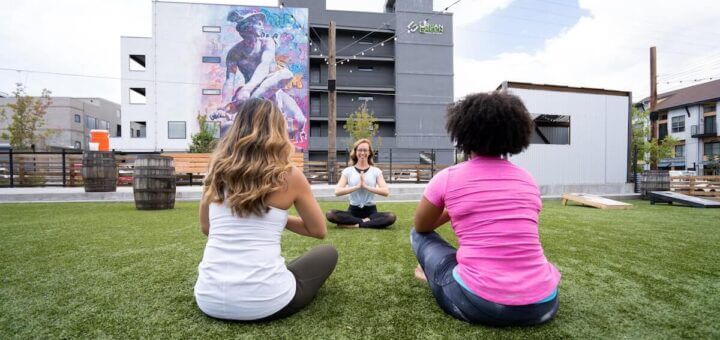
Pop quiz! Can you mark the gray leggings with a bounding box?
[259,244,338,321]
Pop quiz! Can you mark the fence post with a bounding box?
[431,149,436,178]
[62,148,67,187]
[9,148,14,188]
[389,148,393,183]
[632,145,638,193]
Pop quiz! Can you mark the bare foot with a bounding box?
[414,265,427,282]
[361,217,370,222]
[337,224,359,228]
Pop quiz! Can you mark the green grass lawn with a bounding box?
[1,200,719,338]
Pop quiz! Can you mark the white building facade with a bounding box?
[500,82,632,194]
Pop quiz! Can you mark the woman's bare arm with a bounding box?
[199,191,211,236]
[413,197,449,232]
[287,167,327,239]
[363,171,390,197]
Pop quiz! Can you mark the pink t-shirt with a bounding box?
[423,155,561,305]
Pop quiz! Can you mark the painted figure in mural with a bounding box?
[210,10,306,143]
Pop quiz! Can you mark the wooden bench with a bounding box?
[163,152,304,186]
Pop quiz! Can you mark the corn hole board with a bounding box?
[561,193,633,210]
[648,191,720,208]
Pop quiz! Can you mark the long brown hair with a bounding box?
[203,98,294,216]
[349,138,374,165]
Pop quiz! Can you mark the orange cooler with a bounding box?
[90,129,110,151]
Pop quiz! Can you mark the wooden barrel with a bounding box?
[82,151,117,192]
[641,170,670,199]
[133,155,176,210]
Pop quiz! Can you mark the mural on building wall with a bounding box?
[202,6,309,150]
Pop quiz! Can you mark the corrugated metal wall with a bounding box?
[508,88,629,185]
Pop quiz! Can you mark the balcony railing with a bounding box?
[658,156,685,168]
[691,124,717,138]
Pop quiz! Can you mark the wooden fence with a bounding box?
[1,149,453,187]
[670,176,720,198]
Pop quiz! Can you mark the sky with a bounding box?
[1,0,719,103]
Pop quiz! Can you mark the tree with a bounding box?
[189,113,217,153]
[342,101,381,150]
[631,106,677,172]
[0,83,52,150]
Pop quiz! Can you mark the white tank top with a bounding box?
[194,201,296,320]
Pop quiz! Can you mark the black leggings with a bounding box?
[326,205,397,229]
[259,244,338,321]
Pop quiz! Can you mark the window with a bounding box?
[116,124,122,137]
[130,121,147,138]
[705,142,720,157]
[168,121,186,139]
[357,66,374,72]
[203,121,221,139]
[671,116,685,133]
[531,114,570,145]
[310,96,321,115]
[129,54,146,71]
[704,115,717,134]
[310,122,328,137]
[74,114,81,123]
[703,104,716,114]
[659,123,668,140]
[203,26,221,33]
[85,116,97,130]
[675,145,684,157]
[310,67,320,84]
[98,120,109,131]
[202,56,221,63]
[74,141,81,149]
[129,88,147,104]
[202,89,221,95]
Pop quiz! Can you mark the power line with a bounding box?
[333,0,464,66]
[657,58,720,79]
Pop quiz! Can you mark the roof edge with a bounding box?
[499,81,631,97]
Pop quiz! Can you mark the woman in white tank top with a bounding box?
[195,98,337,321]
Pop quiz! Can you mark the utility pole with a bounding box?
[328,21,337,184]
[649,46,658,170]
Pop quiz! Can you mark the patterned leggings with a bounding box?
[326,205,397,229]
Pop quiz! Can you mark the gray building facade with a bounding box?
[285,0,454,161]
[0,97,121,150]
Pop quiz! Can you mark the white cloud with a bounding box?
[437,0,514,27]
[455,0,720,101]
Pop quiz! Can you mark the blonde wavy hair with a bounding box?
[203,98,294,216]
[349,138,374,165]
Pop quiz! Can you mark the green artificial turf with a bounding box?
[1,200,719,338]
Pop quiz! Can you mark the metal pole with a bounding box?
[9,148,14,188]
[633,145,638,193]
[431,149,435,177]
[327,20,337,184]
[389,148,393,183]
[62,148,66,187]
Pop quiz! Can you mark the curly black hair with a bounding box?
[446,91,534,157]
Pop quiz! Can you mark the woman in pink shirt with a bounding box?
[411,92,561,326]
